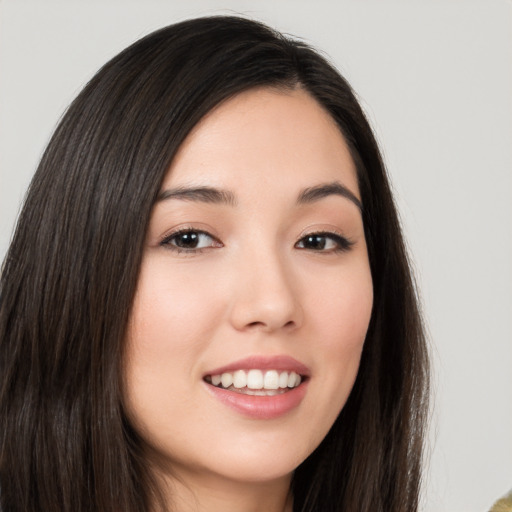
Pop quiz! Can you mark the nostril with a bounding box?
[245,319,296,331]
[247,321,266,328]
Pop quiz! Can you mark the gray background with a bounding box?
[1,1,511,510]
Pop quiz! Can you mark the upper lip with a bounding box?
[204,355,310,377]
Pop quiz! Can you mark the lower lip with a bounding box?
[205,381,308,420]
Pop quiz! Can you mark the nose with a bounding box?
[228,250,303,333]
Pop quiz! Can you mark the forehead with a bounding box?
[163,87,359,199]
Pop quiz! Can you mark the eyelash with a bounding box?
[160,228,222,254]
[295,231,354,253]
[160,228,354,254]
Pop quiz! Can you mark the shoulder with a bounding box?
[489,489,512,512]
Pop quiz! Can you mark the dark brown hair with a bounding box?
[0,16,429,512]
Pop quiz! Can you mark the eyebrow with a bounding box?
[157,186,237,206]
[156,181,362,211]
[297,182,362,211]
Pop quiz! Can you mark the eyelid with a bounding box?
[295,229,354,252]
[159,225,223,253]
[158,223,219,243]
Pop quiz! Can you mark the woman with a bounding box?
[0,16,429,512]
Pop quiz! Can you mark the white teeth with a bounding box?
[208,369,303,391]
[232,370,247,389]
[288,371,301,388]
[263,370,279,390]
[289,371,301,387]
[247,369,263,389]
[221,373,233,388]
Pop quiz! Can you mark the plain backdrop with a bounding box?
[0,1,511,511]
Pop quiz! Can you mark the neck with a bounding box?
[153,465,293,512]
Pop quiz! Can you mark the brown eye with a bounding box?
[173,231,202,248]
[295,232,353,252]
[161,230,220,252]
[300,234,329,250]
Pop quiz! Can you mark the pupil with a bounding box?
[176,232,199,248]
[305,235,325,249]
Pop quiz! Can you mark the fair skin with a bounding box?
[124,87,373,512]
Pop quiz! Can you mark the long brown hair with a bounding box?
[0,16,429,512]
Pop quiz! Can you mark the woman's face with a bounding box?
[124,87,373,486]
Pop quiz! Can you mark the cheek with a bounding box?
[286,263,372,459]
[307,261,373,396]
[313,262,373,347]
[122,258,224,430]
[128,257,225,353]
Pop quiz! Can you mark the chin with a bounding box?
[199,456,299,485]
[196,434,316,484]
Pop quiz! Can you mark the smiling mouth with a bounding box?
[204,369,304,396]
